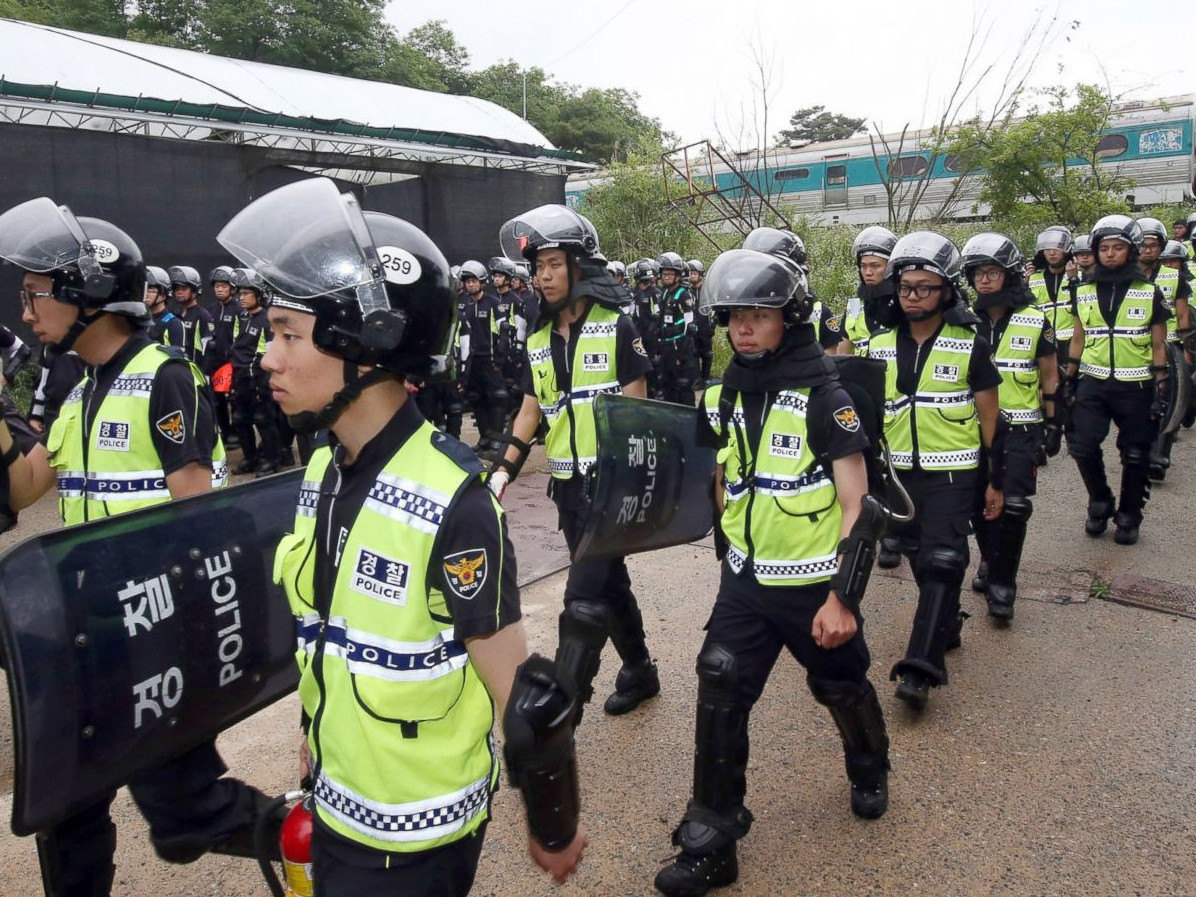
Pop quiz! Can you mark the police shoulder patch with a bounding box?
[443,549,488,601]
[155,410,186,444]
[826,314,842,333]
[833,405,861,433]
[632,337,648,357]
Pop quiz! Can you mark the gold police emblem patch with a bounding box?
[155,410,186,444]
[833,406,860,433]
[443,549,488,600]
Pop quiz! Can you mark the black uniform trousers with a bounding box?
[657,336,697,406]
[42,742,261,897]
[464,354,508,442]
[888,467,976,678]
[312,819,487,897]
[1069,376,1156,513]
[706,565,872,707]
[553,475,648,659]
[232,364,281,465]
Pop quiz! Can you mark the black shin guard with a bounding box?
[807,677,890,803]
[679,643,752,851]
[987,497,1032,617]
[553,601,609,724]
[891,547,965,686]
[1117,447,1152,525]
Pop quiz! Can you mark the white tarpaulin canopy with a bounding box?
[0,17,582,172]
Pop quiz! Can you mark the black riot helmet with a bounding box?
[231,266,270,298]
[168,265,202,292]
[218,178,456,383]
[145,265,171,294]
[887,231,968,321]
[1090,214,1143,259]
[0,199,145,311]
[632,258,658,283]
[687,258,705,277]
[209,265,236,287]
[499,203,620,313]
[700,248,810,329]
[488,256,518,280]
[459,260,488,283]
[852,225,898,262]
[656,251,687,275]
[743,226,807,271]
[960,232,1024,285]
[1136,216,1168,249]
[606,260,626,280]
[1160,240,1189,263]
[1072,235,1093,256]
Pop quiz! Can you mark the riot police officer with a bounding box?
[167,264,213,367]
[1066,215,1169,545]
[491,204,659,722]
[146,264,185,347]
[687,258,715,388]
[217,178,586,893]
[229,267,282,476]
[655,249,890,897]
[837,226,901,358]
[489,256,528,424]
[608,260,634,315]
[0,198,266,896]
[1072,235,1096,281]
[207,265,240,450]
[458,259,507,459]
[961,233,1058,621]
[513,261,540,330]
[631,257,663,397]
[656,251,699,405]
[867,232,1004,710]
[1028,225,1075,371]
[742,227,840,350]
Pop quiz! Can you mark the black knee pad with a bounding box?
[1068,443,1100,464]
[916,547,966,584]
[807,675,869,709]
[1003,496,1033,523]
[1122,447,1150,469]
[696,643,737,701]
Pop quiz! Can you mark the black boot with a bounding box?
[604,659,660,715]
[655,820,742,897]
[1073,452,1113,536]
[1114,448,1151,545]
[1084,496,1114,537]
[986,497,1032,622]
[877,536,901,569]
[894,673,931,710]
[971,561,989,593]
[808,678,891,819]
[890,548,964,710]
[603,596,659,715]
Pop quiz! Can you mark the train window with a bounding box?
[775,168,810,182]
[826,165,847,186]
[943,154,965,172]
[888,155,929,178]
[1095,134,1128,159]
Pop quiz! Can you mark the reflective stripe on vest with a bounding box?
[1154,269,1181,341]
[868,325,980,471]
[528,306,622,478]
[275,436,497,853]
[47,343,226,525]
[989,308,1047,424]
[704,384,841,586]
[1074,281,1155,381]
[1029,271,1075,339]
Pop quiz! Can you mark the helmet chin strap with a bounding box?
[286,361,393,434]
[54,308,105,355]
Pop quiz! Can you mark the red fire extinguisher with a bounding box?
[280,796,314,897]
[258,790,312,897]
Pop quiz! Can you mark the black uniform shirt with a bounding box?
[315,398,520,641]
[520,306,652,395]
[463,291,497,357]
[893,322,1003,397]
[60,333,217,475]
[175,303,214,365]
[210,299,240,367]
[230,306,270,371]
[149,310,186,349]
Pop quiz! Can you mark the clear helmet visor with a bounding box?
[0,196,97,274]
[499,204,595,261]
[700,249,804,314]
[217,178,387,315]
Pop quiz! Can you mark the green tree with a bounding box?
[388,20,471,93]
[947,84,1132,230]
[776,105,866,146]
[1,0,128,35]
[576,141,707,264]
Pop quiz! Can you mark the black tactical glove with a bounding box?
[1043,423,1063,458]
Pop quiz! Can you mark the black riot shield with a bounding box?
[573,394,716,561]
[1162,341,1192,435]
[0,471,302,836]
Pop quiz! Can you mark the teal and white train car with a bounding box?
[567,95,1195,226]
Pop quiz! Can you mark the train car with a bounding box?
[567,94,1196,226]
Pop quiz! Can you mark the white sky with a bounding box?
[385,0,1190,147]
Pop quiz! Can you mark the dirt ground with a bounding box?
[2,424,1195,896]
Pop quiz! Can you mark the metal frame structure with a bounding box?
[661,140,792,252]
[0,95,592,185]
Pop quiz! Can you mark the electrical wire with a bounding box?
[545,0,638,66]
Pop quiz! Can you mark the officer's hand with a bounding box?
[529,828,587,883]
[1065,260,1078,279]
[1150,379,1169,419]
[1043,423,1063,458]
[812,593,857,649]
[488,470,510,503]
[983,486,1004,521]
[28,418,43,434]
[299,735,311,782]
[1024,262,1036,277]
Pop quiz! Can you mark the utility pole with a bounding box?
[522,70,528,120]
